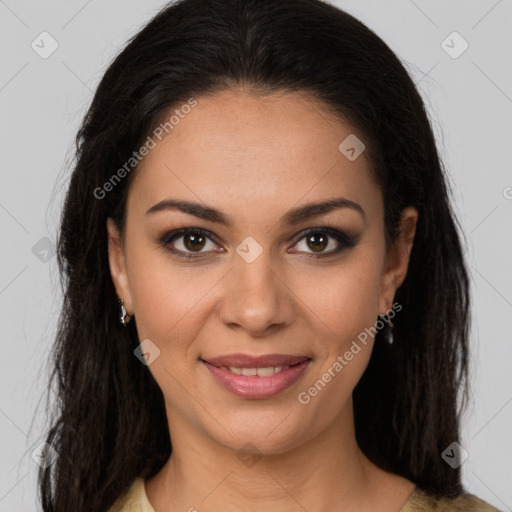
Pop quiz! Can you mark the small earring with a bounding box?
[385,316,394,344]
[378,313,394,344]
[118,299,131,326]
[386,321,394,344]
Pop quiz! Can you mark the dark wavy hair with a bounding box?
[38,0,471,510]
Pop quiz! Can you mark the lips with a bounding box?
[201,353,311,368]
[202,356,311,400]
[201,353,313,399]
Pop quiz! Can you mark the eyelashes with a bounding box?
[159,226,359,261]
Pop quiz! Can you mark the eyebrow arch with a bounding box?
[145,197,366,226]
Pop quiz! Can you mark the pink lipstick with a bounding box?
[201,353,312,399]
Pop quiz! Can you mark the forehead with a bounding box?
[127,89,382,225]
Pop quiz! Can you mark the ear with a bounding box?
[107,217,133,315]
[378,206,418,315]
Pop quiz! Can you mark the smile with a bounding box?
[201,357,312,399]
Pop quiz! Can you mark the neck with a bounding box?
[145,399,415,512]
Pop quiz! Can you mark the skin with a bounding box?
[107,89,418,512]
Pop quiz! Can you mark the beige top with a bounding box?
[110,477,502,511]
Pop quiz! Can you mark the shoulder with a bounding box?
[109,477,155,512]
[401,488,502,512]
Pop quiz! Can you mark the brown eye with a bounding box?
[291,227,358,258]
[160,228,220,259]
[305,233,328,252]
[183,233,207,252]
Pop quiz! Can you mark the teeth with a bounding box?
[225,365,290,376]
[256,367,276,377]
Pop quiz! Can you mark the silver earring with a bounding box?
[119,299,131,326]
[378,314,394,344]
[385,316,394,344]
[386,320,394,344]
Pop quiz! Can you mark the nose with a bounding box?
[218,249,297,337]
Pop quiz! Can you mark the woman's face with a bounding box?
[108,89,417,455]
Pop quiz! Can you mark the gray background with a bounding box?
[1,0,511,510]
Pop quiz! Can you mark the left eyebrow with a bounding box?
[145,196,366,226]
[280,197,366,226]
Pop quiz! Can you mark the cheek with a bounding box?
[126,243,214,349]
[293,251,383,395]
[295,268,381,421]
[292,254,383,341]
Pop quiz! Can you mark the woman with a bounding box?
[38,0,500,510]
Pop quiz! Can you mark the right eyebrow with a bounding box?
[145,199,233,226]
